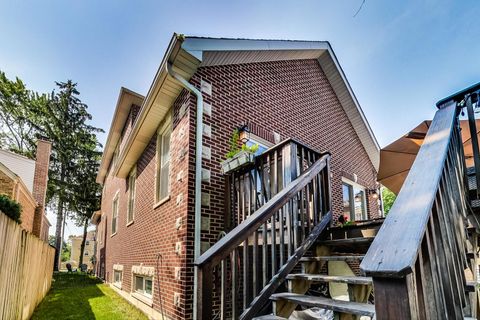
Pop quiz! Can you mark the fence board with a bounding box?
[0,212,55,320]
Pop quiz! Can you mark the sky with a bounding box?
[1,0,480,237]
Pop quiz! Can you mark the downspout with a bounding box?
[166,62,203,320]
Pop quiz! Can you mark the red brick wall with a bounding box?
[99,58,379,319]
[182,58,379,318]
[32,139,52,239]
[16,182,36,233]
[100,94,192,319]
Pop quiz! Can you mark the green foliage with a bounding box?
[0,72,104,270]
[0,194,22,223]
[226,129,241,159]
[225,129,260,159]
[382,187,397,215]
[241,143,259,154]
[61,242,71,262]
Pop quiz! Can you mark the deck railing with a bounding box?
[361,100,472,319]
[195,140,332,320]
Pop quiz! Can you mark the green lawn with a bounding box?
[32,272,148,320]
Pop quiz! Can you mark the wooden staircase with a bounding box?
[254,220,381,319]
[195,85,480,319]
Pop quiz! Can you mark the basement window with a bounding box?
[155,115,172,205]
[113,270,122,288]
[134,275,153,299]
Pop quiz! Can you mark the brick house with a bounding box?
[0,139,52,241]
[94,35,381,319]
[68,230,96,270]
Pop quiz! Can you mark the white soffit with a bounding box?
[96,88,144,183]
[113,41,200,179]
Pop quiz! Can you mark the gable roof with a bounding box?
[97,34,380,183]
[0,149,36,192]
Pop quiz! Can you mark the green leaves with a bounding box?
[0,194,22,224]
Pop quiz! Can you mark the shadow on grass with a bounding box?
[31,272,104,320]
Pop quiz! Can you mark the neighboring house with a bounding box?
[0,139,51,241]
[94,34,381,319]
[69,230,96,270]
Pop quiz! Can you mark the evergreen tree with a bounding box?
[31,81,103,270]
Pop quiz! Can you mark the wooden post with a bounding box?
[196,264,213,320]
[372,275,419,320]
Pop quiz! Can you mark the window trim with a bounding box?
[154,114,172,206]
[113,269,123,289]
[131,274,154,305]
[341,177,368,221]
[127,166,136,226]
[111,191,119,237]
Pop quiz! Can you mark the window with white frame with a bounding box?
[111,193,119,235]
[127,167,136,224]
[134,275,153,298]
[156,117,172,203]
[342,178,367,221]
[113,270,122,287]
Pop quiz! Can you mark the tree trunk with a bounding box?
[79,218,88,267]
[53,197,64,271]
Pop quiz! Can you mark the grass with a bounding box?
[31,272,148,320]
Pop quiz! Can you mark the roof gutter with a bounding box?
[166,61,203,320]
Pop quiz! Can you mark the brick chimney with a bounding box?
[32,138,51,240]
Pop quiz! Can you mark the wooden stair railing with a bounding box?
[361,100,473,319]
[195,152,332,320]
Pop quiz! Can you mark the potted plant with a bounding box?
[221,129,259,174]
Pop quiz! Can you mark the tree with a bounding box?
[29,81,103,270]
[0,74,103,270]
[72,141,102,266]
[0,71,47,157]
[382,187,397,215]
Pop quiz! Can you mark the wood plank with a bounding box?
[270,293,375,317]
[299,255,364,262]
[240,212,332,319]
[195,153,330,267]
[361,102,457,276]
[320,237,374,246]
[286,274,372,285]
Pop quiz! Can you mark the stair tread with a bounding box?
[300,255,365,262]
[320,237,375,246]
[287,274,372,285]
[270,293,375,316]
[253,315,287,320]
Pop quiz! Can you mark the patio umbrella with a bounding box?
[378,119,480,194]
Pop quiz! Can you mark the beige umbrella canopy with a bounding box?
[378,119,480,194]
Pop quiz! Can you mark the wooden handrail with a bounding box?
[195,152,331,268]
[361,101,458,276]
[361,100,473,319]
[196,151,332,320]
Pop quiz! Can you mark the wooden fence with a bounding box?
[0,212,55,320]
